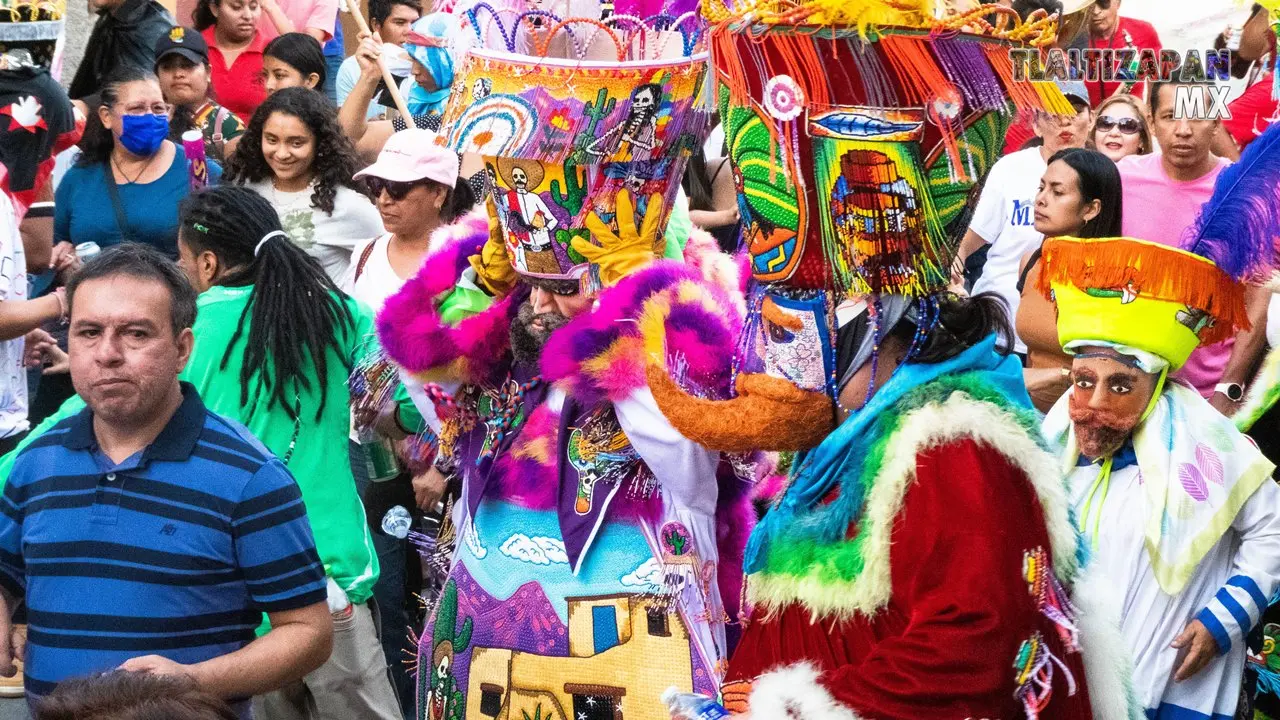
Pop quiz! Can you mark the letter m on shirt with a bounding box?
[1011,199,1034,227]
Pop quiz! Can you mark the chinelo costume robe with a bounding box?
[377,226,754,720]
[723,340,1137,720]
[1046,381,1280,720]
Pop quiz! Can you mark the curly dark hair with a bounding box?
[224,87,366,214]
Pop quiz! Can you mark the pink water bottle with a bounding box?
[183,129,209,190]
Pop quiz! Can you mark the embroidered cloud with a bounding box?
[619,558,664,589]
[499,534,568,565]
[463,523,487,559]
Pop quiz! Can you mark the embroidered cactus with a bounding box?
[521,706,547,720]
[424,580,472,720]
[570,88,617,164]
[663,526,688,556]
[550,165,589,218]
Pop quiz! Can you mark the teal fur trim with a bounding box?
[751,371,1073,619]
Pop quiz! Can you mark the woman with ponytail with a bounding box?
[175,185,402,720]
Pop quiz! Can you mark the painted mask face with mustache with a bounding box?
[1068,349,1160,460]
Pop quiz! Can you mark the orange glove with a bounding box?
[575,190,665,289]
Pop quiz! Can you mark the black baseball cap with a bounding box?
[154,26,209,68]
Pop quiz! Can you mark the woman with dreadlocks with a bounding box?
[174,186,402,720]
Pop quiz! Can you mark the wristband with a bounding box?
[53,288,67,322]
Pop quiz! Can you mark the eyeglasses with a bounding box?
[118,102,171,116]
[1096,115,1142,135]
[365,177,425,200]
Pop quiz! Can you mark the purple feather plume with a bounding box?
[1182,122,1280,279]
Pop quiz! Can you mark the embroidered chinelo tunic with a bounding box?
[1046,382,1280,720]
[376,234,752,720]
[722,359,1116,720]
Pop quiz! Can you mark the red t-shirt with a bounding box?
[1086,17,1163,107]
[1224,74,1279,151]
[203,26,267,123]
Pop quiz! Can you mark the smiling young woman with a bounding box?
[224,87,383,281]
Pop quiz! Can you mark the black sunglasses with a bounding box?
[1096,115,1142,135]
[365,177,425,200]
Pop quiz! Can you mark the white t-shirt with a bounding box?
[967,146,1048,354]
[342,232,417,312]
[0,194,28,439]
[248,180,385,282]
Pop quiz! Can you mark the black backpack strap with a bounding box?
[103,163,133,242]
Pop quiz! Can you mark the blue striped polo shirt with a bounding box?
[0,383,327,702]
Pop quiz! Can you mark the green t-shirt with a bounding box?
[2,285,380,605]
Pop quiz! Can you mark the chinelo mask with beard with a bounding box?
[510,301,570,364]
[1065,348,1163,460]
[1068,398,1140,460]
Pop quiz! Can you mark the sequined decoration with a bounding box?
[1013,546,1082,719]
[1012,631,1077,720]
[476,375,543,465]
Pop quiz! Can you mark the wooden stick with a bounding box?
[339,0,416,121]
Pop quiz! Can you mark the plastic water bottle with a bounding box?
[662,688,730,720]
[381,505,412,539]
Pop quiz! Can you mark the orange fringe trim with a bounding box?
[1036,236,1249,346]
[877,34,941,105]
[980,42,1044,114]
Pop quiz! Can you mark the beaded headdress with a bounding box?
[439,3,711,289]
[644,0,1074,452]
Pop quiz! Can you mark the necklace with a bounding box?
[112,151,158,185]
[270,178,314,212]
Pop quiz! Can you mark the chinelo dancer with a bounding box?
[640,0,1138,716]
[369,5,755,719]
[1041,123,1280,720]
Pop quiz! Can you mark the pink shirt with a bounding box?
[1119,151,1231,397]
[258,0,338,42]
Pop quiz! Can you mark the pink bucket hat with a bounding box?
[354,128,460,187]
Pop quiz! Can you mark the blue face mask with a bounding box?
[118,113,169,156]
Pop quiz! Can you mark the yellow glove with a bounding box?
[575,191,665,289]
[468,198,518,297]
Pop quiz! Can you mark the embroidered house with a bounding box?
[466,593,693,719]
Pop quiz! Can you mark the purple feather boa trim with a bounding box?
[492,403,662,524]
[375,216,517,385]
[540,260,743,405]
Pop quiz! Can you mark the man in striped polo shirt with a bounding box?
[0,245,333,714]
